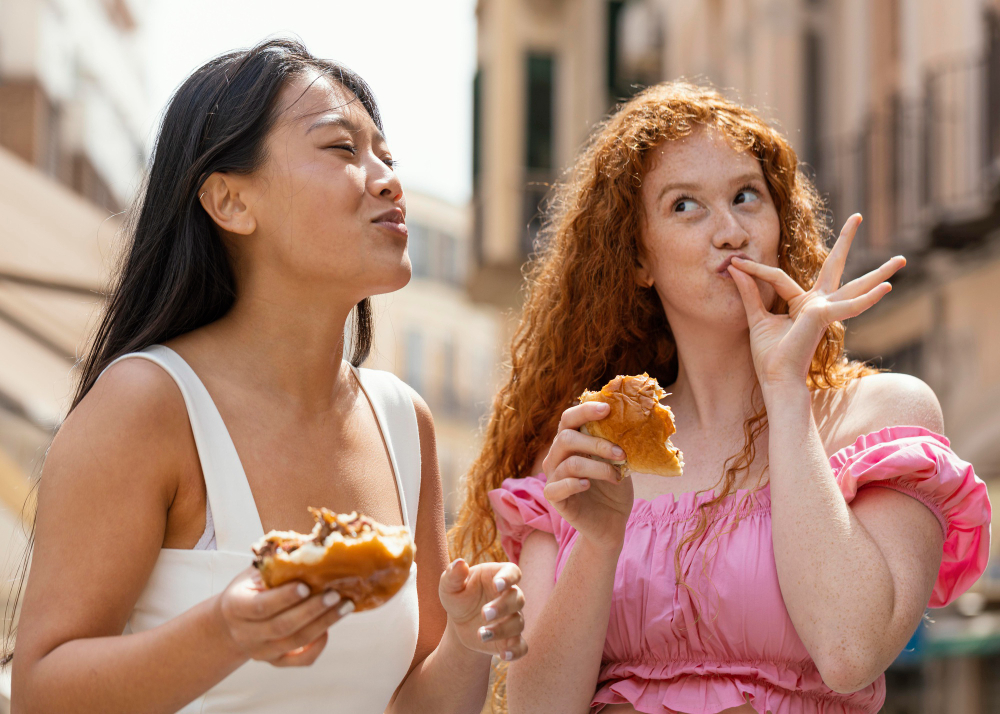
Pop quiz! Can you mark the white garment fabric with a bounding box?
[108,345,421,713]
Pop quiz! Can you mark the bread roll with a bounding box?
[252,508,414,612]
[578,373,684,479]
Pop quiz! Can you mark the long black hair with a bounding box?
[3,38,382,665]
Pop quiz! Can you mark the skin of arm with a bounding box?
[11,360,248,714]
[12,361,350,714]
[388,391,525,714]
[765,372,945,694]
[506,530,619,714]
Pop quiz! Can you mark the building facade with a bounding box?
[473,0,1000,710]
[366,191,504,521]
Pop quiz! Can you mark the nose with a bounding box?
[711,206,750,251]
[368,154,403,203]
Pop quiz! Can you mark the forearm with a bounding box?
[388,622,492,714]
[506,538,619,714]
[14,596,246,714]
[764,384,897,685]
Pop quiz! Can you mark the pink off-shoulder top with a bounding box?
[488,426,991,714]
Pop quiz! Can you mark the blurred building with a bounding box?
[366,191,503,521]
[473,0,1000,711]
[0,0,146,707]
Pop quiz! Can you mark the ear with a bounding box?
[198,172,257,236]
[634,254,654,289]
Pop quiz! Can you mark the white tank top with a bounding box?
[109,345,420,713]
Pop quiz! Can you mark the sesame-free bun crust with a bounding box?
[252,509,414,612]
[579,373,684,479]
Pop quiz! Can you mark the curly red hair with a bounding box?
[450,82,876,708]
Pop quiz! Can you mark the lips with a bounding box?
[717,252,752,274]
[372,207,407,237]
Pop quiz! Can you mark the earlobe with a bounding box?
[198,172,257,236]
[634,257,654,289]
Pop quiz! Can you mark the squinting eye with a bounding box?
[674,199,698,213]
[734,190,759,205]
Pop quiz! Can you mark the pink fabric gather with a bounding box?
[488,426,991,714]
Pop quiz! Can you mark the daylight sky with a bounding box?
[141,0,477,205]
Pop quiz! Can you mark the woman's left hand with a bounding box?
[438,558,528,662]
[727,214,905,389]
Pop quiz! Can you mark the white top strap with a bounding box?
[103,345,264,552]
[351,366,422,535]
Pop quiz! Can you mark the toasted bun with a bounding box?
[578,373,684,479]
[252,508,414,612]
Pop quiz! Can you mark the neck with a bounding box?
[206,272,360,413]
[666,315,760,433]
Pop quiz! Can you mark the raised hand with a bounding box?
[727,214,904,389]
[438,559,528,662]
[541,401,634,552]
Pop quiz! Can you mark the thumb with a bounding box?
[439,558,471,595]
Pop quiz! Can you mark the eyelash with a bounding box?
[735,183,760,201]
[328,144,397,169]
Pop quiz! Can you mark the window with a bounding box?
[526,54,555,171]
[607,0,663,102]
[407,221,429,278]
[441,339,458,416]
[473,69,483,187]
[802,29,823,174]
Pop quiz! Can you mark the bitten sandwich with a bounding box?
[252,508,414,612]
[578,373,684,479]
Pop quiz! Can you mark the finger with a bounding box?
[833,255,905,301]
[727,265,769,325]
[478,612,525,646]
[545,429,625,472]
[543,476,591,503]
[825,283,892,322]
[483,585,525,623]
[729,258,803,302]
[489,564,522,596]
[439,558,471,595]
[269,631,328,667]
[552,455,621,485]
[817,214,862,292]
[497,636,529,662]
[260,590,344,641]
[556,401,612,433]
[237,580,313,622]
[266,598,355,658]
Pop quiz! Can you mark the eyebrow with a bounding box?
[656,171,765,204]
[306,113,386,143]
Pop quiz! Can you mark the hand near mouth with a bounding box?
[726,214,905,390]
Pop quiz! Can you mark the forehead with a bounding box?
[273,71,377,135]
[646,127,761,182]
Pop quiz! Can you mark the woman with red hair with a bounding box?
[450,83,991,714]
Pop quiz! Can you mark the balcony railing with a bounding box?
[815,56,999,275]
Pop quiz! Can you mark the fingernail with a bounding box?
[503,650,514,661]
[578,478,590,488]
[478,626,494,642]
[297,583,310,599]
[483,605,498,622]
[337,600,355,616]
[597,402,610,412]
[323,591,341,607]
[611,446,625,459]
[449,558,466,572]
[731,256,745,262]
[494,576,507,593]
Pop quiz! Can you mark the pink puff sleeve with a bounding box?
[829,425,992,608]
[488,475,569,564]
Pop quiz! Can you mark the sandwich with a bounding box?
[252,508,414,612]
[578,373,684,479]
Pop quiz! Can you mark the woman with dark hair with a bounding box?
[9,39,526,713]
[450,82,990,713]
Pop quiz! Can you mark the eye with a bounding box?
[673,197,699,213]
[328,144,356,155]
[382,156,398,169]
[734,185,760,205]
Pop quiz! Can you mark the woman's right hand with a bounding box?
[215,567,353,667]
[541,401,634,552]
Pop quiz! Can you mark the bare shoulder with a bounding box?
[851,372,944,432]
[401,381,435,440]
[50,356,192,494]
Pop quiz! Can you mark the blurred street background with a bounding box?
[0,0,998,711]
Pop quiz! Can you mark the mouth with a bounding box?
[372,208,408,237]
[716,252,752,277]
